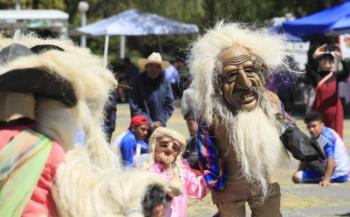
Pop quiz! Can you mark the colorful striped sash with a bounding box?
[0,129,52,217]
[196,127,225,190]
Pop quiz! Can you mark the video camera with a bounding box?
[325,44,337,52]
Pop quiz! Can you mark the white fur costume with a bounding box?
[0,37,178,217]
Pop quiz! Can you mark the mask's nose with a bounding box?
[236,67,252,89]
[164,147,173,155]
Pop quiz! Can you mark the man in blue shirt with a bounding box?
[129,52,174,129]
[292,112,350,186]
[111,115,150,167]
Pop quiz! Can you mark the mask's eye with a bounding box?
[228,73,237,80]
[221,73,237,82]
[244,67,254,74]
[159,142,169,148]
[171,143,180,152]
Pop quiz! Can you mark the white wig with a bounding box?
[149,127,187,154]
[181,87,196,119]
[189,22,288,124]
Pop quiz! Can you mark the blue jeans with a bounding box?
[300,168,348,183]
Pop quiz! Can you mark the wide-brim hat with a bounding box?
[138,52,169,71]
[0,43,77,107]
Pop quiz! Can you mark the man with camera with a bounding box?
[310,44,350,138]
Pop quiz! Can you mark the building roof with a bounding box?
[0,10,68,20]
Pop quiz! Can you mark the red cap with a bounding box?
[130,115,149,128]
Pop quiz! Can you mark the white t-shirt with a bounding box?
[317,127,350,178]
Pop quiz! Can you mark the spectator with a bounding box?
[310,44,350,138]
[292,112,350,186]
[147,127,209,217]
[103,90,118,142]
[116,57,139,103]
[129,52,174,129]
[111,115,150,167]
[181,88,200,171]
[122,57,139,84]
[164,57,184,99]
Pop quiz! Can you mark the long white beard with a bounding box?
[224,101,288,199]
[155,151,176,167]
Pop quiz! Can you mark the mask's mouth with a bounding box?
[239,93,256,104]
[233,87,259,106]
[156,152,175,166]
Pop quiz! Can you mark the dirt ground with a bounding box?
[114,103,350,217]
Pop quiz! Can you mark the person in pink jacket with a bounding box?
[147,127,209,217]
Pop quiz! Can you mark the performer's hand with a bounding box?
[319,179,330,187]
[152,121,162,130]
[312,44,327,59]
[168,177,182,197]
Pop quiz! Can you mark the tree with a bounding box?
[0,0,345,62]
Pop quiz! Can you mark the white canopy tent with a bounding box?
[77,9,199,65]
[0,9,68,20]
[0,10,69,37]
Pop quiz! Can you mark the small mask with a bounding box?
[154,136,181,168]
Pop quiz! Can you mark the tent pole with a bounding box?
[103,35,110,67]
[156,36,163,54]
[120,35,126,59]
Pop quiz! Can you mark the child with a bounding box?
[111,115,150,167]
[147,127,209,217]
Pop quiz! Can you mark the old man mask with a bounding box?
[218,44,268,112]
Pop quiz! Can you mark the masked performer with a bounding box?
[0,37,179,217]
[147,127,209,217]
[189,22,324,217]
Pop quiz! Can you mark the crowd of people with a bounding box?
[1,21,350,217]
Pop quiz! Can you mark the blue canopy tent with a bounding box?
[270,25,302,42]
[282,0,350,40]
[328,14,350,33]
[77,9,198,65]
